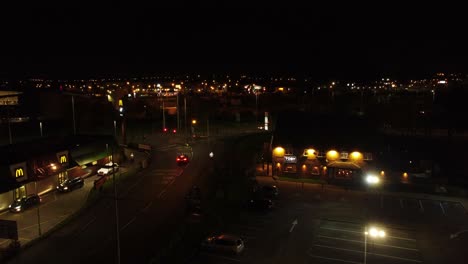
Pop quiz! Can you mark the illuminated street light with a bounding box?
[364,226,386,264]
[192,119,197,125]
[365,174,380,185]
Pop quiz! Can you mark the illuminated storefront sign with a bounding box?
[9,162,27,182]
[284,156,297,163]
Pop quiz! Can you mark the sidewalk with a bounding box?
[0,149,150,260]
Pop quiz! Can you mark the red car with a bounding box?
[176,154,189,165]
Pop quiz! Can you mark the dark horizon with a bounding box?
[1,4,467,81]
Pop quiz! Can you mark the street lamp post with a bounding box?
[364,226,386,264]
[111,146,121,264]
[39,121,43,137]
[113,120,117,138]
[35,181,42,236]
[162,98,166,130]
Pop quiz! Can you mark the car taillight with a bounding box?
[177,158,180,161]
[163,128,168,132]
[173,129,177,133]
[184,158,187,161]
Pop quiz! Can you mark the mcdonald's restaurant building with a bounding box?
[0,135,122,212]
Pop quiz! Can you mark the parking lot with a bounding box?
[365,193,468,226]
[188,177,468,264]
[308,219,422,264]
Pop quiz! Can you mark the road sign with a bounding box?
[0,219,18,240]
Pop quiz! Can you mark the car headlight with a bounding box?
[15,206,21,210]
[9,205,11,208]
[64,187,68,190]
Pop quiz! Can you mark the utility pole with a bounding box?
[176,93,180,130]
[162,98,166,130]
[184,96,187,141]
[112,146,121,264]
[35,181,42,236]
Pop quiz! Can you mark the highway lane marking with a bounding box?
[313,244,422,263]
[142,201,153,212]
[440,202,446,215]
[78,217,97,233]
[121,216,137,231]
[158,189,167,198]
[199,252,242,262]
[308,253,362,264]
[317,235,419,251]
[320,227,416,241]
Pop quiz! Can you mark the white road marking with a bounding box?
[317,235,419,251]
[79,217,97,233]
[419,200,424,212]
[308,254,362,264]
[440,202,446,215]
[142,201,153,212]
[314,244,422,263]
[290,219,298,233]
[121,216,137,231]
[158,189,167,198]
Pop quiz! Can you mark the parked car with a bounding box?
[246,198,274,211]
[97,162,119,176]
[201,234,245,255]
[9,194,41,213]
[257,185,279,199]
[57,177,84,192]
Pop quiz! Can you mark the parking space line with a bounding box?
[318,235,361,244]
[315,243,362,254]
[199,252,242,262]
[318,235,419,251]
[419,200,424,212]
[308,254,362,264]
[440,202,446,215]
[370,252,422,263]
[320,226,361,234]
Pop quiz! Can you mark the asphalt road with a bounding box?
[7,137,226,264]
[190,178,468,264]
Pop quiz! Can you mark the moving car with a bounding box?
[176,154,189,165]
[201,234,245,254]
[57,177,84,192]
[97,162,119,176]
[9,194,41,213]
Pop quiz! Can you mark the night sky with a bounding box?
[1,2,467,80]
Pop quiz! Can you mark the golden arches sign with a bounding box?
[60,155,67,164]
[15,168,24,177]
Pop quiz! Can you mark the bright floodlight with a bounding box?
[366,175,380,185]
[367,227,386,238]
